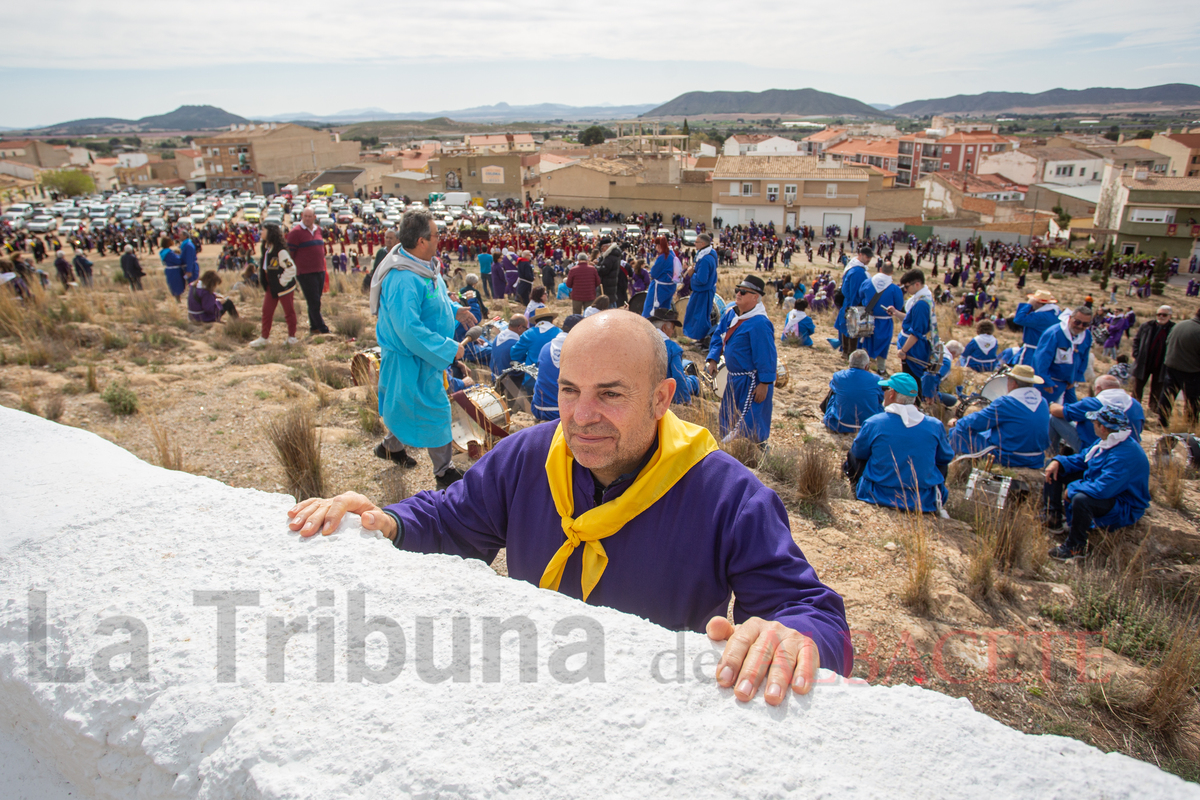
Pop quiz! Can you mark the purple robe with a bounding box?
[385,422,853,676]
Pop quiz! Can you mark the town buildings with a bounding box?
[0,140,71,169]
[1092,173,1200,260]
[711,155,870,231]
[722,134,801,156]
[1141,131,1200,178]
[193,123,359,195]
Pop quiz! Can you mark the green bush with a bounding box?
[101,381,139,415]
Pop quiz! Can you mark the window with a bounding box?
[1054,165,1075,177]
[826,184,837,198]
[784,184,797,202]
[994,145,1005,152]
[228,147,235,155]
[730,182,739,195]
[981,146,990,152]
[1129,208,1174,224]
[967,146,974,153]
[766,184,779,202]
[1093,172,1100,180]
[742,183,754,196]
[216,165,223,173]
[943,162,950,169]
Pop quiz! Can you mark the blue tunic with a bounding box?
[823,368,884,434]
[960,337,999,373]
[683,249,718,341]
[376,269,458,449]
[1062,394,1145,451]
[179,238,199,282]
[662,334,700,405]
[1054,437,1150,530]
[160,248,186,297]
[834,262,870,338]
[1012,303,1061,364]
[921,355,953,400]
[708,307,776,442]
[641,251,677,318]
[851,410,953,512]
[781,312,816,346]
[857,278,904,359]
[1032,322,1092,403]
[510,322,561,392]
[900,294,936,386]
[949,389,1050,468]
[490,335,519,379]
[387,421,853,676]
[531,333,565,421]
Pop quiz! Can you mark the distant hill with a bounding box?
[33,105,249,135]
[259,102,658,124]
[891,84,1200,116]
[643,89,890,118]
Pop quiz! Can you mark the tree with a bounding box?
[1053,124,1063,132]
[1052,204,1073,233]
[682,119,690,137]
[1134,129,1154,140]
[1104,124,1120,142]
[578,125,607,146]
[1152,250,1169,295]
[42,169,96,197]
[1099,242,1114,291]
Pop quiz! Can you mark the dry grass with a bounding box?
[42,393,64,422]
[333,313,367,340]
[146,415,185,471]
[85,364,98,393]
[1140,627,1200,738]
[967,532,995,602]
[266,403,325,501]
[222,316,258,343]
[380,467,410,506]
[794,440,837,504]
[900,512,935,615]
[1151,458,1186,510]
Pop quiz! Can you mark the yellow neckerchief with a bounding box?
[539,410,718,601]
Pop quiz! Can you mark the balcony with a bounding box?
[802,192,859,199]
[717,192,761,198]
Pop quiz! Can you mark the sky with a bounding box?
[4,0,1199,128]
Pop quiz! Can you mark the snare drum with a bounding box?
[450,385,511,454]
[713,365,729,397]
[350,347,382,387]
[980,375,1010,401]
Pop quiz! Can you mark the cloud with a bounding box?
[1134,62,1200,71]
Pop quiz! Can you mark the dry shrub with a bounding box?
[42,393,64,422]
[795,440,836,504]
[1166,397,1197,435]
[333,313,367,339]
[1141,627,1200,738]
[1151,458,1185,510]
[944,363,964,393]
[222,316,258,343]
[18,386,38,415]
[101,381,139,415]
[900,512,935,614]
[721,434,762,468]
[146,415,184,471]
[86,364,98,393]
[267,404,325,501]
[967,533,995,602]
[358,406,384,436]
[380,467,410,506]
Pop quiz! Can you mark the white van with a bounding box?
[443,191,472,207]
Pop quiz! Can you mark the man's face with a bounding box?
[558,317,672,479]
[1156,310,1171,325]
[385,230,399,250]
[412,221,438,260]
[301,208,316,228]
[734,288,759,313]
[1068,312,1091,336]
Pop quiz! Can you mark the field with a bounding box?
[1,242,1198,780]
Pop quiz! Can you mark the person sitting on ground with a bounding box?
[649,307,700,405]
[187,270,238,323]
[583,295,611,318]
[1050,374,1145,455]
[781,298,816,346]
[511,307,561,393]
[1107,353,1132,385]
[525,284,547,320]
[948,364,1050,469]
[460,326,492,367]
[1033,305,1093,404]
[846,372,953,513]
[1044,405,1150,560]
[960,319,999,373]
[490,314,529,380]
[823,349,884,434]
[999,344,1022,367]
[531,314,584,422]
[288,310,853,704]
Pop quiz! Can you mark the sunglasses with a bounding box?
[735,289,758,296]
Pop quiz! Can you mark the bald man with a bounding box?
[289,311,852,703]
[1049,374,1145,454]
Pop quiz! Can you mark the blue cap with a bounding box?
[1085,405,1130,431]
[878,372,919,397]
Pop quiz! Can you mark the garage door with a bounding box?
[715,208,739,226]
[823,213,852,236]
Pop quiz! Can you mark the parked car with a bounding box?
[624,224,642,238]
[336,210,354,224]
[540,222,560,233]
[27,216,58,233]
[682,230,698,245]
[244,208,261,223]
[60,220,86,235]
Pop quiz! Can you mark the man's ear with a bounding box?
[654,379,675,419]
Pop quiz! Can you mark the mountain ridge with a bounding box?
[644,88,890,118]
[891,84,1200,115]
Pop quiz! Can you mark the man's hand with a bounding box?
[898,350,908,362]
[1045,460,1061,484]
[706,359,718,377]
[753,383,769,403]
[463,375,476,388]
[455,307,479,328]
[948,418,957,427]
[287,492,397,540]
[456,341,466,361]
[1049,402,1064,419]
[707,616,819,705]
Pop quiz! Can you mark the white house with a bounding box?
[979,146,1104,187]
[722,134,801,157]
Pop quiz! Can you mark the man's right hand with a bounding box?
[706,359,718,377]
[288,492,397,540]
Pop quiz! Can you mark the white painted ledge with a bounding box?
[0,406,1196,799]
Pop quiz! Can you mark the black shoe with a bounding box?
[374,442,417,467]
[1048,543,1085,561]
[435,466,465,489]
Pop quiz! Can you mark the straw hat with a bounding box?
[531,307,558,324]
[1007,364,1044,385]
[1027,289,1057,304]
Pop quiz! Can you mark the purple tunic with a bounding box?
[386,423,853,676]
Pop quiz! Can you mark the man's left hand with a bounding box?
[706,616,819,705]
[753,383,769,403]
[455,307,479,327]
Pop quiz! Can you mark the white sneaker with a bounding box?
[249,337,269,348]
[286,337,300,346]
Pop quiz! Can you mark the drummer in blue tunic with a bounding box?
[706,275,777,443]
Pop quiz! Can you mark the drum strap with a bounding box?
[451,390,509,440]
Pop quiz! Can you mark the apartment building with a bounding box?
[800,128,849,156]
[711,155,869,231]
[1093,172,1200,260]
[1141,131,1200,178]
[0,140,71,169]
[824,138,900,174]
[429,153,525,202]
[722,134,801,156]
[194,123,359,195]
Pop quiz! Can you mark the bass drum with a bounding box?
[775,359,789,390]
[980,374,1010,402]
[712,294,726,323]
[628,291,647,315]
[450,386,511,454]
[713,365,728,397]
[350,347,382,387]
[673,295,689,322]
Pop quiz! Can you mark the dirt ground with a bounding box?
[2,244,1198,780]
